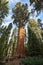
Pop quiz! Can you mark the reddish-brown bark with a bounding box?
[16,26,24,57]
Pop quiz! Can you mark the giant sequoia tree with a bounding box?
[12,2,29,57]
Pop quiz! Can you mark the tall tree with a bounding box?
[7,27,18,58]
[0,0,8,61]
[0,23,12,60]
[27,19,42,56]
[12,2,29,57]
[0,0,8,39]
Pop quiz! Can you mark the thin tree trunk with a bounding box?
[16,25,25,57]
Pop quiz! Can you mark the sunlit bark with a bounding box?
[16,25,24,57]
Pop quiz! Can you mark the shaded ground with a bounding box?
[6,58,23,65]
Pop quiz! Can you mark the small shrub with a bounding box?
[21,57,43,65]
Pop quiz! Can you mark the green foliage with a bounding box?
[28,27,41,56]
[0,0,8,24]
[7,38,14,58]
[7,36,15,57]
[21,57,43,65]
[27,19,42,56]
[30,0,43,11]
[12,2,29,27]
[7,27,18,58]
[0,0,9,59]
[30,0,43,16]
[0,23,12,60]
[41,30,43,40]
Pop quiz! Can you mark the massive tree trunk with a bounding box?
[16,25,25,57]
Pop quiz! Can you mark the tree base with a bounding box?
[14,52,25,58]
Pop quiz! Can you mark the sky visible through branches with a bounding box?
[3,0,43,26]
[2,0,43,44]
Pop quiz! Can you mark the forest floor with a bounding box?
[6,58,23,65]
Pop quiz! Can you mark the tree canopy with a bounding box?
[12,2,29,27]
